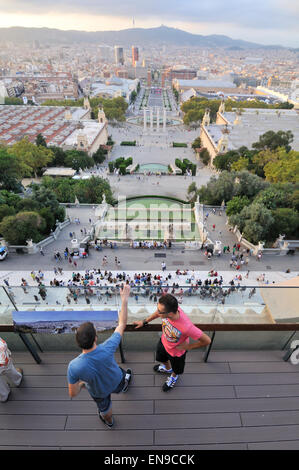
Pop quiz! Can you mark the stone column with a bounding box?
[156,107,160,131]
[150,108,153,132]
[143,108,147,132]
[163,108,167,133]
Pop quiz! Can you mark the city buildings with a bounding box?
[132,46,139,67]
[87,76,139,103]
[114,46,124,66]
[173,78,239,95]
[0,73,78,103]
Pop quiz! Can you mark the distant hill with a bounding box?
[0,25,285,49]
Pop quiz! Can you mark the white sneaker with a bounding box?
[153,364,173,374]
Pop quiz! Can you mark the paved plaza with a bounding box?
[81,121,214,199]
[0,206,298,280]
[1,119,298,283]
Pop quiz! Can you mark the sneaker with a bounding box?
[162,375,179,392]
[1,391,10,403]
[122,368,132,393]
[16,368,23,387]
[99,414,114,428]
[153,364,173,374]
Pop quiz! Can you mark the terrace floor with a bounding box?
[1,348,299,450]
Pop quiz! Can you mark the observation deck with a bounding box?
[1,284,299,450]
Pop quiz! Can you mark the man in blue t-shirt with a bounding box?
[67,284,131,428]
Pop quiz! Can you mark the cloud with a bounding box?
[0,0,298,46]
[0,0,298,31]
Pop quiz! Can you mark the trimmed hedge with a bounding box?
[120,141,136,146]
[175,158,197,176]
[173,142,188,148]
[200,148,211,166]
[109,157,133,174]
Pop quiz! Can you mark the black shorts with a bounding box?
[156,338,187,375]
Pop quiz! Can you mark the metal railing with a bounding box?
[0,285,298,364]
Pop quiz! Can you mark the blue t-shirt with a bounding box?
[67,332,122,398]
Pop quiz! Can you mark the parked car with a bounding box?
[0,246,8,261]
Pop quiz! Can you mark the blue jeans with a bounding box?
[91,368,126,415]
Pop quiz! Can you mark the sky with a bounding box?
[0,0,298,47]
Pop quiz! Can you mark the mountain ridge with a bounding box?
[0,25,286,49]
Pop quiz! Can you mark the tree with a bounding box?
[130,90,137,103]
[29,186,66,222]
[234,171,268,199]
[254,186,290,210]
[48,179,76,203]
[32,187,60,212]
[289,189,299,211]
[64,150,94,172]
[74,177,114,204]
[0,190,21,207]
[92,147,107,165]
[16,198,40,213]
[213,150,240,171]
[191,137,202,149]
[277,102,294,109]
[38,207,56,234]
[102,97,128,122]
[35,133,47,147]
[183,109,204,126]
[40,175,114,204]
[175,158,187,174]
[0,211,46,245]
[103,106,126,122]
[119,163,128,175]
[197,172,236,205]
[8,137,54,177]
[4,97,23,105]
[47,146,67,167]
[252,130,294,153]
[187,182,198,202]
[229,203,275,244]
[0,145,23,190]
[226,196,250,216]
[263,149,299,183]
[0,204,15,224]
[199,149,210,166]
[271,208,299,239]
[231,156,249,172]
[42,98,83,107]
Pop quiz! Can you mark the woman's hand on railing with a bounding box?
[133,321,144,329]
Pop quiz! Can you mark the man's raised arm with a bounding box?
[115,284,130,336]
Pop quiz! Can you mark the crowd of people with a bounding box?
[7,267,263,307]
[130,240,171,249]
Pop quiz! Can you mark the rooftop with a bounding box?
[0,105,106,152]
[89,77,139,101]
[0,105,89,146]
[175,79,237,89]
[206,108,299,151]
[43,167,76,177]
[62,120,105,148]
